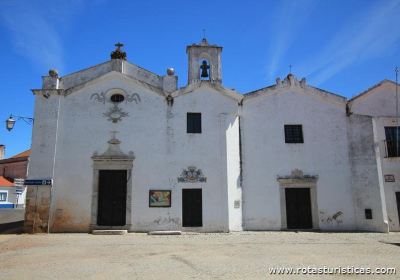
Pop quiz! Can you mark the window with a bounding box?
[0,192,7,202]
[187,113,202,133]
[385,126,400,157]
[284,125,304,143]
[110,94,125,103]
[365,208,373,220]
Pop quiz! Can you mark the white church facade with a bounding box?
[24,39,400,233]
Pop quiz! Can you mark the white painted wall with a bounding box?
[0,186,26,208]
[347,115,388,232]
[241,80,355,231]
[349,80,398,117]
[349,81,400,232]
[29,69,241,232]
[373,117,400,231]
[27,56,399,233]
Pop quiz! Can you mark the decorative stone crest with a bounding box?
[126,93,141,104]
[277,169,318,186]
[276,74,307,89]
[103,105,129,123]
[90,90,141,123]
[110,42,127,60]
[90,92,141,105]
[178,166,207,183]
[91,92,106,104]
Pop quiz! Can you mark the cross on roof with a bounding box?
[115,42,124,50]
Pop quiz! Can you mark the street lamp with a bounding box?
[5,115,34,131]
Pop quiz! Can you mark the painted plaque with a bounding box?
[149,190,171,207]
[384,175,395,182]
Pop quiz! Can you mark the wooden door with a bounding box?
[182,189,202,227]
[97,170,127,226]
[285,188,313,229]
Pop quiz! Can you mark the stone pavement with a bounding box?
[0,232,399,279]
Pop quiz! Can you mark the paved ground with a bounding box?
[0,232,399,279]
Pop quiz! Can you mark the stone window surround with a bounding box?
[277,169,319,230]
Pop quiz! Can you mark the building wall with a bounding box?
[241,83,355,231]
[349,82,399,232]
[349,81,397,117]
[347,115,388,232]
[373,117,400,231]
[25,51,399,233]
[28,71,241,232]
[0,186,26,208]
[0,159,28,179]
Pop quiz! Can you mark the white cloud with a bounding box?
[266,0,316,81]
[297,0,400,85]
[0,0,104,72]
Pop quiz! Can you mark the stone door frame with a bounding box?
[90,160,133,231]
[90,135,134,231]
[277,169,319,230]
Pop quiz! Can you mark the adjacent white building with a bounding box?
[24,39,399,233]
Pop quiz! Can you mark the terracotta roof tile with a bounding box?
[0,176,13,187]
[10,149,31,159]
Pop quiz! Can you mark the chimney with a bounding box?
[0,145,5,160]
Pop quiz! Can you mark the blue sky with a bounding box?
[0,0,399,157]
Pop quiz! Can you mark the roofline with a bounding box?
[348,79,398,103]
[58,60,111,80]
[0,156,28,164]
[243,83,346,102]
[171,81,243,102]
[63,71,166,97]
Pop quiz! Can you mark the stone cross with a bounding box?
[115,42,124,50]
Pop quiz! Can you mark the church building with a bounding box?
[24,39,400,233]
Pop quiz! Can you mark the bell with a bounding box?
[200,60,209,78]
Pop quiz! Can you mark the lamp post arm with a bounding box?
[10,115,34,125]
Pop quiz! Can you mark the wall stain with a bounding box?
[320,211,343,225]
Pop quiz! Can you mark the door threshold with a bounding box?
[92,229,128,235]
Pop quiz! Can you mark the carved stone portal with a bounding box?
[178,166,207,183]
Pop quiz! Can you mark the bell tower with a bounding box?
[186,38,223,85]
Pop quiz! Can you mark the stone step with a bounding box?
[148,230,182,235]
[92,229,128,235]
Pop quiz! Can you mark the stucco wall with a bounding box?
[372,117,400,231]
[349,81,397,117]
[29,72,241,232]
[347,115,388,232]
[241,84,355,231]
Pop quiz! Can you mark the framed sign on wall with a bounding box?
[149,190,171,207]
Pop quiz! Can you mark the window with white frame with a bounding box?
[0,192,7,202]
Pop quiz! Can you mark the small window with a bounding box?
[0,192,7,202]
[187,113,202,133]
[284,125,304,143]
[110,94,125,103]
[365,208,373,220]
[385,126,400,157]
